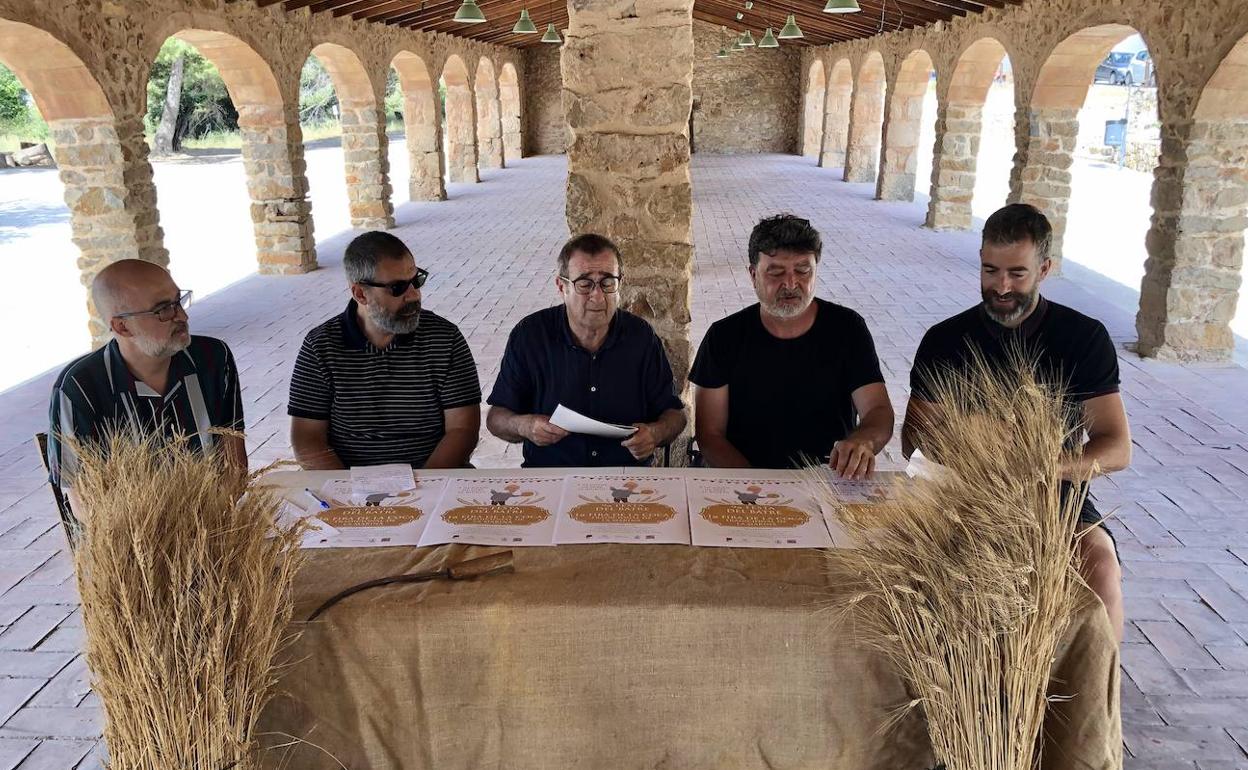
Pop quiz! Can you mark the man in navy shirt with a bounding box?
[486,234,686,467]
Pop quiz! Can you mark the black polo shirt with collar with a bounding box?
[487,305,684,467]
[287,300,481,468]
[47,335,244,489]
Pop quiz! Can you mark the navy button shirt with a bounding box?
[487,305,684,467]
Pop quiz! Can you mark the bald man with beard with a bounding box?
[47,260,247,502]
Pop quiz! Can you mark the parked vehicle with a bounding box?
[1094,49,1155,86]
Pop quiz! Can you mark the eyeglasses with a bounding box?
[114,290,193,322]
[558,274,621,295]
[358,268,430,297]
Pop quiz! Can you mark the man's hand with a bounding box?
[830,436,876,480]
[621,423,659,460]
[526,415,569,447]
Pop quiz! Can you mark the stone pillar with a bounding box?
[476,76,505,170]
[802,67,826,159]
[501,81,523,162]
[563,0,695,390]
[844,70,885,184]
[925,101,984,229]
[819,71,852,170]
[445,84,480,184]
[877,67,930,202]
[239,104,317,274]
[50,115,170,343]
[1012,106,1078,271]
[339,100,395,229]
[402,89,446,201]
[1136,119,1246,361]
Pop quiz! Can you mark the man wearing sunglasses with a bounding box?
[288,231,481,470]
[47,259,247,499]
[486,233,686,467]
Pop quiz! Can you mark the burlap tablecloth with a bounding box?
[256,542,1122,770]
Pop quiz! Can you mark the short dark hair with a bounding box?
[344,231,411,283]
[558,233,621,277]
[748,214,822,266]
[981,203,1052,263]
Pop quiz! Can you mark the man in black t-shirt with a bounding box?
[901,203,1131,642]
[690,215,894,476]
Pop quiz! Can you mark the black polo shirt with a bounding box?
[288,301,481,468]
[487,305,684,467]
[47,335,244,489]
[689,298,885,469]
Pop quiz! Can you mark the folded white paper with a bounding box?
[550,404,638,438]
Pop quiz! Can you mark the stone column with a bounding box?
[402,88,446,201]
[51,115,170,343]
[239,104,317,274]
[877,68,930,202]
[446,84,480,184]
[925,100,983,229]
[501,82,523,162]
[844,72,885,184]
[819,73,851,170]
[476,77,505,169]
[564,0,695,390]
[339,100,395,229]
[1136,119,1246,361]
[1012,106,1078,271]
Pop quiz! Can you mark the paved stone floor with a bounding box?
[0,153,1246,768]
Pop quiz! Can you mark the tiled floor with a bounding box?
[0,153,1246,768]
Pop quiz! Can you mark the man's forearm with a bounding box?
[1062,435,1131,481]
[698,434,751,468]
[294,441,346,471]
[848,405,894,454]
[652,409,687,447]
[424,428,478,469]
[486,407,530,444]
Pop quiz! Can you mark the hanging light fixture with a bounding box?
[453,0,487,23]
[758,27,779,48]
[512,9,538,32]
[541,22,562,42]
[735,11,744,19]
[739,29,756,47]
[778,13,803,38]
[823,0,861,11]
[715,25,730,58]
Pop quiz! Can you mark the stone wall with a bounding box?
[691,19,799,154]
[523,47,568,155]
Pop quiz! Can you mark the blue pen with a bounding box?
[304,489,331,510]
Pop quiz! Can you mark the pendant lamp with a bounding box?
[453,0,487,23]
[823,0,861,11]
[739,29,756,47]
[758,27,779,48]
[513,9,539,33]
[541,22,562,43]
[778,13,803,38]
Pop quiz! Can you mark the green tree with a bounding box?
[0,65,26,122]
[145,39,237,145]
[299,56,338,126]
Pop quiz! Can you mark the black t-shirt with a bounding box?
[690,298,884,469]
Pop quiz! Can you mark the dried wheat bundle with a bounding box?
[68,430,303,770]
[813,352,1091,770]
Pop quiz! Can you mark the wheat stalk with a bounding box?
[67,430,304,770]
[811,352,1091,770]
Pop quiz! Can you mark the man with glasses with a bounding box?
[47,259,247,497]
[288,231,481,469]
[486,233,686,467]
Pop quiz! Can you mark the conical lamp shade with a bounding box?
[715,46,730,58]
[731,38,743,51]
[541,22,562,43]
[453,0,487,23]
[513,9,538,33]
[758,27,779,47]
[778,14,803,38]
[823,0,861,12]
[739,30,756,47]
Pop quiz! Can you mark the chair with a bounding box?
[34,433,79,549]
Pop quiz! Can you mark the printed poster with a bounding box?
[553,474,690,544]
[687,476,834,548]
[298,476,448,549]
[419,476,564,546]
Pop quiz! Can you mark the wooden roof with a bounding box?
[257,0,1022,48]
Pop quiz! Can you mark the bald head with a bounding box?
[92,259,175,320]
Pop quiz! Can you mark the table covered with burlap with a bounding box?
[256,541,1121,770]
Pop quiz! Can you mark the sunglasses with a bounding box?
[358,268,430,297]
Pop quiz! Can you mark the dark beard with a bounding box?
[981,288,1035,325]
[371,300,422,334]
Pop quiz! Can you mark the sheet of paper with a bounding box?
[420,476,564,546]
[549,404,638,438]
[294,476,447,549]
[686,475,834,548]
[554,474,690,544]
[348,463,417,502]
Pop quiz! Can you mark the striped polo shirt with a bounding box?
[47,336,245,490]
[287,301,481,468]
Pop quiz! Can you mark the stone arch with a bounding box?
[392,49,445,201]
[877,49,935,201]
[844,50,886,184]
[441,53,478,184]
[0,17,166,343]
[1137,33,1248,360]
[1014,24,1144,268]
[499,61,522,164]
[171,28,316,273]
[926,37,1010,229]
[474,56,504,170]
[308,42,394,229]
[819,58,853,170]
[802,59,827,159]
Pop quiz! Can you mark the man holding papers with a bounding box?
[486,234,686,467]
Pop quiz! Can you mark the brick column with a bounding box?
[445,83,480,184]
[501,76,523,162]
[819,64,852,170]
[401,86,446,201]
[877,59,932,202]
[844,61,885,184]
[1012,106,1078,271]
[1136,119,1246,361]
[563,0,695,390]
[50,115,170,343]
[339,100,395,229]
[239,104,317,274]
[802,63,826,159]
[925,101,984,229]
[476,71,505,170]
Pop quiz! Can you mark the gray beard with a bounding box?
[368,302,422,335]
[133,333,189,359]
[759,293,811,320]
